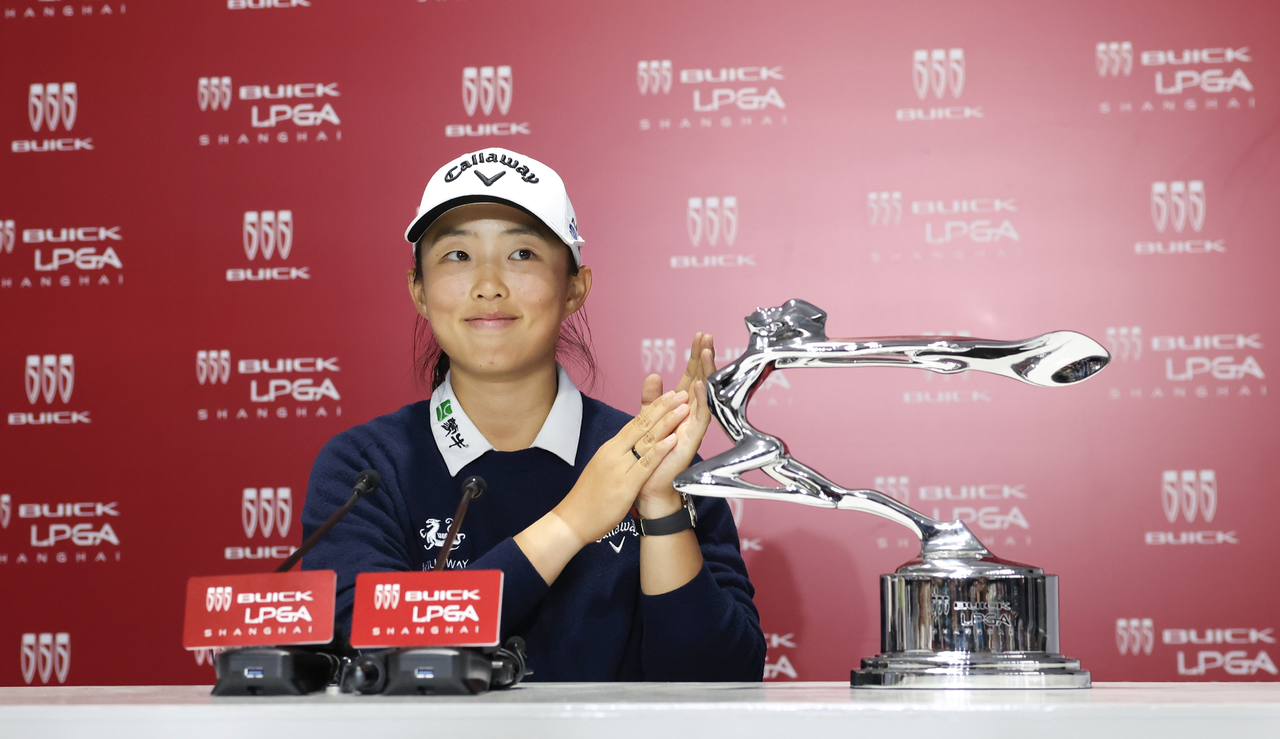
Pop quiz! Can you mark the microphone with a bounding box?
[276,469,381,574]
[433,476,486,572]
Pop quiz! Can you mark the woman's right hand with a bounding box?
[514,389,690,584]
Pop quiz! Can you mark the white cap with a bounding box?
[404,148,584,265]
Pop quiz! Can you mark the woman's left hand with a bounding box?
[634,332,717,518]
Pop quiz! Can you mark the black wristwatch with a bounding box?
[636,494,697,536]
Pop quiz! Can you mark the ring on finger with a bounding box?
[630,446,642,460]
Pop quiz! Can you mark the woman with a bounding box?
[300,147,765,681]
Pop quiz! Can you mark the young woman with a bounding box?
[300,147,765,681]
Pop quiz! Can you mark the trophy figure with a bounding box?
[674,299,1108,689]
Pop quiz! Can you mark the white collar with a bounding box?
[429,365,583,477]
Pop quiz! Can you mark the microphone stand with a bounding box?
[277,469,381,573]
[434,476,486,571]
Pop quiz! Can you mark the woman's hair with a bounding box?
[411,234,599,392]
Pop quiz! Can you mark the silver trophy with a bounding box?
[674,299,1109,689]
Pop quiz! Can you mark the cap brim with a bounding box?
[406,195,572,245]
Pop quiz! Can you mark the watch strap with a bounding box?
[636,500,696,536]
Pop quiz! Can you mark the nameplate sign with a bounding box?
[183,571,336,649]
[349,570,503,648]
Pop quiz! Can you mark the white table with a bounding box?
[2,682,1277,738]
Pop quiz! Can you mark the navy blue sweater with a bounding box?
[300,396,765,681]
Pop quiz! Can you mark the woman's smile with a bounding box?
[466,311,519,330]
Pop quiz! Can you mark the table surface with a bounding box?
[2,682,1278,739]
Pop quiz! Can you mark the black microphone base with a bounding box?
[346,648,493,696]
[212,647,337,696]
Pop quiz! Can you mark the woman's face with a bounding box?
[409,203,591,382]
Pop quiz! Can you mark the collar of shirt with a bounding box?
[429,365,583,477]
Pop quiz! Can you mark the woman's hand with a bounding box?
[515,389,691,584]
[550,390,691,540]
[635,332,717,519]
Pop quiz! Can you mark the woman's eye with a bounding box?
[510,248,535,261]
[444,250,470,262]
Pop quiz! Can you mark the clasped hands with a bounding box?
[552,333,717,545]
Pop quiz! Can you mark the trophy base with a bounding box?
[852,651,1091,689]
[851,556,1090,689]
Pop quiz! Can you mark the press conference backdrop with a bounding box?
[3,0,1278,687]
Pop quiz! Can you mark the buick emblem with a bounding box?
[243,210,293,260]
[462,66,512,116]
[25,354,73,405]
[197,76,233,111]
[242,488,292,538]
[21,633,70,685]
[686,196,738,247]
[196,350,231,386]
[912,49,964,100]
[29,83,77,132]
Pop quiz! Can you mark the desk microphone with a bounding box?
[277,469,381,573]
[342,475,528,696]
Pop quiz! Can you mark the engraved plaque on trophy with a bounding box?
[673,299,1108,688]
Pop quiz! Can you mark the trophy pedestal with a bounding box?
[851,557,1091,689]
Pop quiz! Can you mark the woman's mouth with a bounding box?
[465,312,518,330]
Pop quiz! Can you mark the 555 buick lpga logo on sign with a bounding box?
[350,570,503,648]
[183,571,336,649]
[195,349,343,422]
[197,76,342,148]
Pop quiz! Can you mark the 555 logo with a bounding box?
[198,77,232,112]
[20,633,70,685]
[637,60,673,95]
[28,83,77,132]
[374,583,401,610]
[1097,42,1134,78]
[912,49,965,99]
[242,488,292,538]
[206,586,233,612]
[641,339,678,374]
[1151,181,1205,233]
[462,66,512,117]
[1116,617,1154,656]
[25,354,73,405]
[686,197,738,247]
[1162,470,1216,523]
[243,210,293,260]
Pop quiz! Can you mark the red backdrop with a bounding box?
[2,0,1277,686]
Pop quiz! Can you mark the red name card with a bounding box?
[350,570,503,649]
[183,571,336,649]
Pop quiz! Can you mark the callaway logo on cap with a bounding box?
[404,148,584,265]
